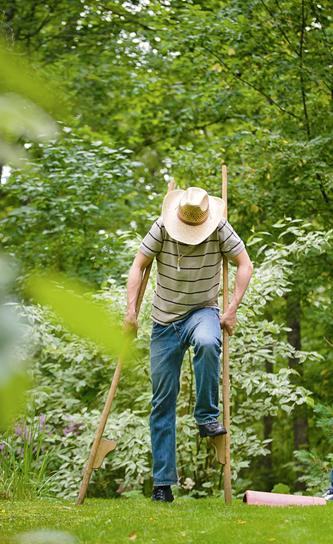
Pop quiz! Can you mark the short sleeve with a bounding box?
[139,218,164,258]
[218,219,245,258]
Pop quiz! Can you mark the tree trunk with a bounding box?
[262,358,274,490]
[287,292,308,450]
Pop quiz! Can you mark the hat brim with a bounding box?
[162,190,226,245]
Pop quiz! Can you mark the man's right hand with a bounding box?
[124,310,138,337]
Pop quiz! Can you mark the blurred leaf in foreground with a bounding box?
[0,93,59,166]
[26,273,136,365]
[0,38,65,165]
[14,529,78,544]
[0,255,30,430]
[0,39,61,113]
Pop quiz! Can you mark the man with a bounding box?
[125,186,253,502]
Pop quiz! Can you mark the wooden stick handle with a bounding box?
[222,163,232,505]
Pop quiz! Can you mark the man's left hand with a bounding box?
[220,308,237,336]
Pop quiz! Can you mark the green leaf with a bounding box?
[25,272,135,364]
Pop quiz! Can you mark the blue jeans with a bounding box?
[149,306,222,486]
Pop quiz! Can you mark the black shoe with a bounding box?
[198,420,227,437]
[152,485,174,502]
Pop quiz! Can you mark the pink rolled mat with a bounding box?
[243,490,326,506]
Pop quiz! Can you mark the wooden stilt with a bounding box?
[210,434,226,465]
[76,363,121,505]
[221,163,232,504]
[76,181,175,506]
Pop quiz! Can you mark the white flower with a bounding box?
[182,477,195,490]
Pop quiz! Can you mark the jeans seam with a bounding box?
[171,323,179,337]
[172,323,184,346]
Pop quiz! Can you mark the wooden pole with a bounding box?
[76,179,175,506]
[222,163,232,505]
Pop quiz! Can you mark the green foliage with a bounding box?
[0,129,161,286]
[3,225,327,500]
[0,0,332,500]
[291,404,333,494]
[0,417,52,500]
[271,483,291,494]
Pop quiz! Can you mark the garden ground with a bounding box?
[1,498,333,544]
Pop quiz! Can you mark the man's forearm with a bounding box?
[125,252,153,332]
[127,264,144,316]
[228,262,253,312]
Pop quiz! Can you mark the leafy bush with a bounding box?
[2,220,331,499]
[292,404,333,494]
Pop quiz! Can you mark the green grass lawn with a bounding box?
[1,498,332,544]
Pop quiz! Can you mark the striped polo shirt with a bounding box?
[139,217,245,325]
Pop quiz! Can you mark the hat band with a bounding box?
[177,208,209,226]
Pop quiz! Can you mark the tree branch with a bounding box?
[18,14,52,41]
[201,45,301,121]
[300,2,330,206]
[259,0,299,56]
[299,0,311,139]
[134,113,241,152]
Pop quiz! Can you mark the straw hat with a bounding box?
[162,187,225,245]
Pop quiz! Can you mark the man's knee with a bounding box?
[193,334,221,354]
